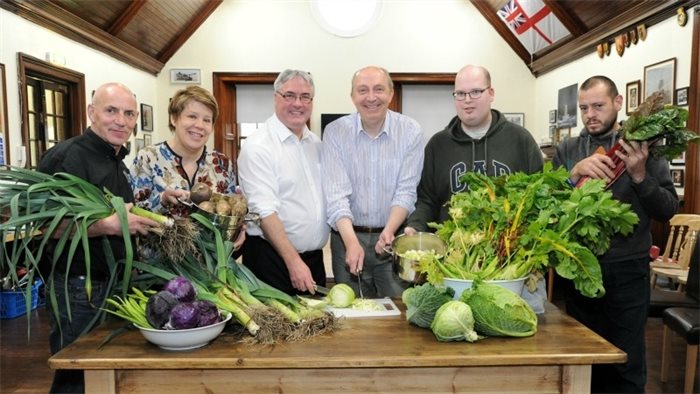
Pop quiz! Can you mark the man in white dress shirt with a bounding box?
[321,66,424,297]
[237,70,330,295]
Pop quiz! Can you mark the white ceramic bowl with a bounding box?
[135,312,231,351]
[443,277,527,300]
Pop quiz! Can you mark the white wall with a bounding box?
[1,2,695,165]
[159,0,535,142]
[0,9,157,166]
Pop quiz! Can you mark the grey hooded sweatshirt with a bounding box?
[407,109,543,231]
[552,128,678,263]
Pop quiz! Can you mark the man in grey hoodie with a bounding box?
[406,65,543,232]
[553,76,678,393]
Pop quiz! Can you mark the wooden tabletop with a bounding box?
[50,302,625,371]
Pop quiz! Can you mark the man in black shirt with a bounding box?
[38,82,157,393]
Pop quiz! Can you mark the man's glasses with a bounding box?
[452,87,490,101]
[276,91,313,104]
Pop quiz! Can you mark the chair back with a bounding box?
[658,215,700,270]
[685,235,699,302]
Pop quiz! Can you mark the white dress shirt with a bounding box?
[238,114,329,252]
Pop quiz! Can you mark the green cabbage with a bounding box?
[402,283,454,328]
[430,300,479,342]
[461,282,537,337]
[327,283,356,308]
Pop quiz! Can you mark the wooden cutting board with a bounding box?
[327,298,401,318]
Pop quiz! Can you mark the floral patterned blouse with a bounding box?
[129,141,237,218]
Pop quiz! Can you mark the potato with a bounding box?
[198,201,215,213]
[215,199,232,216]
[190,182,212,204]
[228,194,248,218]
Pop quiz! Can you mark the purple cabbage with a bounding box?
[167,302,200,330]
[146,291,179,329]
[193,300,222,327]
[163,276,196,302]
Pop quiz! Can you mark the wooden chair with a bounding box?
[650,216,700,290]
[659,236,700,393]
[649,237,699,317]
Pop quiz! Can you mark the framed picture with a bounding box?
[140,103,153,131]
[548,109,557,124]
[503,112,524,127]
[135,138,145,154]
[670,151,685,165]
[0,63,8,165]
[644,58,676,105]
[170,68,201,84]
[675,86,688,106]
[557,83,578,128]
[548,125,556,139]
[143,133,152,146]
[625,80,641,115]
[670,168,684,188]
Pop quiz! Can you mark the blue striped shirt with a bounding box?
[322,110,424,230]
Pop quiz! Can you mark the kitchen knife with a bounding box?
[357,270,364,299]
[313,284,331,295]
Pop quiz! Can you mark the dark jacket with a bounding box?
[552,128,678,263]
[407,109,544,231]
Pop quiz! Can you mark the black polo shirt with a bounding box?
[38,128,134,280]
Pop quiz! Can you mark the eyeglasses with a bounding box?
[452,87,490,101]
[276,91,313,104]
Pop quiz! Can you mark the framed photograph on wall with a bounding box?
[548,109,557,124]
[670,168,684,188]
[140,103,153,131]
[644,58,676,105]
[626,80,641,115]
[135,138,145,154]
[557,83,578,128]
[0,63,8,165]
[143,133,152,146]
[503,113,524,127]
[675,86,688,106]
[170,68,201,84]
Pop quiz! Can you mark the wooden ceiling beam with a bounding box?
[530,0,694,77]
[107,0,146,35]
[157,0,222,64]
[0,0,163,75]
[543,0,585,37]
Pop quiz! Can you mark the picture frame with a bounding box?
[135,138,145,154]
[0,63,8,165]
[140,103,153,131]
[548,109,557,124]
[625,80,641,115]
[557,83,578,128]
[548,125,557,139]
[503,112,524,127]
[143,133,152,146]
[644,58,676,105]
[675,86,688,106]
[670,168,684,188]
[670,151,685,166]
[170,68,201,84]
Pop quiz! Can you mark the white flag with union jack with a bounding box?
[497,0,570,54]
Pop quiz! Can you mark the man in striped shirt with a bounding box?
[321,66,424,298]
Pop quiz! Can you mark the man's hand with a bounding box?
[345,238,365,274]
[287,257,315,293]
[571,153,616,183]
[89,203,159,237]
[404,226,417,236]
[615,139,648,184]
[375,230,394,255]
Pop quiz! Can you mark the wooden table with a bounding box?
[50,303,625,393]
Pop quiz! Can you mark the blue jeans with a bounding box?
[47,275,108,394]
[330,231,407,298]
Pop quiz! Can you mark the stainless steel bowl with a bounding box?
[386,232,447,284]
[178,197,259,241]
